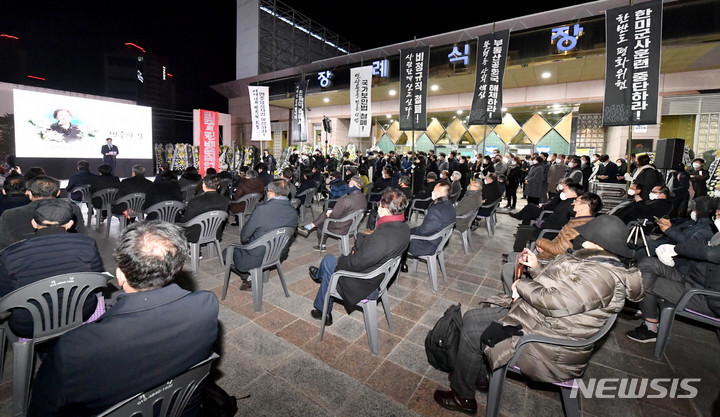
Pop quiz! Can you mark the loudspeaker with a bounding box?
[654,138,685,170]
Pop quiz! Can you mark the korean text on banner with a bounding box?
[399,46,430,131]
[292,80,309,142]
[469,29,510,126]
[199,109,219,176]
[602,0,663,126]
[349,66,373,137]
[248,86,271,141]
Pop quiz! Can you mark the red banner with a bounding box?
[199,109,219,176]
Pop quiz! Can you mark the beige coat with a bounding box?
[535,216,594,260]
[485,249,643,382]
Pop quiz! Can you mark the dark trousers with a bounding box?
[637,257,713,320]
[450,307,509,399]
[506,185,518,208]
[527,196,540,205]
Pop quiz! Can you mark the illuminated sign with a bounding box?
[448,44,470,66]
[137,70,144,83]
[318,70,334,88]
[371,59,389,78]
[552,24,584,52]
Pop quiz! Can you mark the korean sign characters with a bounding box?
[399,46,430,131]
[603,0,662,126]
[198,109,219,176]
[469,30,510,126]
[248,86,271,141]
[349,66,372,137]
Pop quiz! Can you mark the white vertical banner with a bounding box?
[248,86,271,141]
[349,66,373,137]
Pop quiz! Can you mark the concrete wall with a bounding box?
[236,0,259,80]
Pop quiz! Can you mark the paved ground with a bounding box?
[0,195,718,416]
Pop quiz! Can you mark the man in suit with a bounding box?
[449,171,462,201]
[142,171,183,221]
[100,137,118,173]
[90,164,121,211]
[0,175,85,252]
[0,199,103,339]
[256,163,274,187]
[226,179,298,291]
[262,149,277,173]
[111,165,153,215]
[402,181,456,272]
[596,154,618,183]
[309,189,411,325]
[303,175,366,252]
[29,221,219,417]
[689,158,709,197]
[455,179,483,234]
[613,185,673,224]
[179,174,229,243]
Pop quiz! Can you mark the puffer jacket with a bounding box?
[536,216,594,260]
[484,249,643,382]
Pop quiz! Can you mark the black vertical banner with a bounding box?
[292,80,309,142]
[469,29,510,126]
[399,46,430,131]
[603,0,663,127]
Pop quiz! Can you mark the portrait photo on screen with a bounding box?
[13,89,152,160]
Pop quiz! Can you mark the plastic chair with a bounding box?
[319,209,365,256]
[654,288,720,359]
[107,193,146,237]
[179,211,228,274]
[91,188,119,231]
[408,196,433,222]
[222,226,295,311]
[319,257,402,356]
[454,208,480,256]
[297,188,316,222]
[67,184,93,227]
[486,313,618,417]
[229,192,263,233]
[143,200,186,223]
[181,184,197,202]
[476,198,502,237]
[98,352,219,417]
[0,272,112,417]
[406,224,455,292]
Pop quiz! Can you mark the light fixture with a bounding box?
[389,89,397,96]
[457,110,463,115]
[431,85,439,91]
[501,107,507,112]
[541,72,551,79]
[323,97,329,103]
[386,114,392,118]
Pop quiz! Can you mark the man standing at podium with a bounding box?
[101,137,119,173]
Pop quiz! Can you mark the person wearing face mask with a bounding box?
[613,185,673,225]
[523,156,545,205]
[627,204,720,344]
[504,157,522,209]
[493,155,508,178]
[477,174,502,217]
[512,182,582,252]
[624,154,664,201]
[401,181,456,273]
[455,179,483,234]
[596,154,618,183]
[308,189,410,326]
[535,193,601,261]
[480,155,495,177]
[547,154,567,200]
[647,196,718,257]
[689,158,709,197]
[563,156,584,186]
[615,158,629,183]
[434,215,642,415]
[303,175,367,252]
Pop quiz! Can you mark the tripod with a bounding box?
[627,218,651,257]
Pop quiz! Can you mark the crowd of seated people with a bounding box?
[0,147,719,415]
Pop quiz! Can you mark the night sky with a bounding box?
[1,0,580,113]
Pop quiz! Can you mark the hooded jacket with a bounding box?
[485,249,643,382]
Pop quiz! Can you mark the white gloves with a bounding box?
[624,173,633,182]
[656,244,677,267]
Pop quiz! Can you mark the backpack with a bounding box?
[199,380,238,417]
[425,304,463,372]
